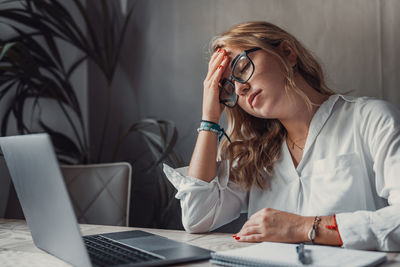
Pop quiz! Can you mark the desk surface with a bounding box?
[1,219,399,266]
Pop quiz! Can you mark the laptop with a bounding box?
[0,133,211,267]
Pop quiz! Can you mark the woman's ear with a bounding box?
[278,41,297,67]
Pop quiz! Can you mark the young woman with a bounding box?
[164,21,400,251]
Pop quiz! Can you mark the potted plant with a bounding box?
[0,0,183,229]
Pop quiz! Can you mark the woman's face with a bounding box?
[221,46,291,119]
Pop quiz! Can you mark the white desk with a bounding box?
[0,219,399,266]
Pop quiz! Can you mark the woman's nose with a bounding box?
[235,81,250,96]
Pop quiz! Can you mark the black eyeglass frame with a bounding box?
[219,47,261,108]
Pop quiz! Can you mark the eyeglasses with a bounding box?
[219,47,261,108]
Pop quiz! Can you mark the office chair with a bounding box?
[60,162,132,226]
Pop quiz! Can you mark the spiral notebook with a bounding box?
[210,242,387,267]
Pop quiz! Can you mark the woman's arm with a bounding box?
[234,200,400,251]
[333,98,400,250]
[164,161,248,233]
[162,49,249,233]
[234,208,341,245]
[187,130,219,182]
[187,48,229,181]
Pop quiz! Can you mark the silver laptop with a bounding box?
[0,133,211,266]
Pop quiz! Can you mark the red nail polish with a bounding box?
[218,65,223,69]
[235,236,240,240]
[217,48,221,53]
[232,234,236,237]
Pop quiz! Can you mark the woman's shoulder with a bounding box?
[337,94,400,117]
[337,94,400,126]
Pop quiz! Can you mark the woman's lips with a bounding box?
[248,90,261,108]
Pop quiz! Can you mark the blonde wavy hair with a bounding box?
[212,21,335,190]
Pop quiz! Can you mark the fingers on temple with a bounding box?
[211,55,228,82]
[208,57,228,91]
[208,48,224,67]
[206,49,226,81]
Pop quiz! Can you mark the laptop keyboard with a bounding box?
[83,235,162,266]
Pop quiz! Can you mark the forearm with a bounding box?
[236,208,343,244]
[300,215,342,246]
[189,47,227,181]
[187,130,218,182]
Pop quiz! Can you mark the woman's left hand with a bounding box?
[234,208,309,243]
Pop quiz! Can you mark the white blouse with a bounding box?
[163,95,400,251]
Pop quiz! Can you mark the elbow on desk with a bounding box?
[182,217,212,234]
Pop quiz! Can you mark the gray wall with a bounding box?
[90,0,400,164]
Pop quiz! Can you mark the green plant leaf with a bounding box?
[0,80,17,99]
[39,119,84,162]
[111,7,133,78]
[0,42,17,60]
[0,103,15,136]
[71,0,106,75]
[0,9,59,38]
[33,1,87,52]
[66,54,87,79]
[112,118,182,171]
[2,40,82,117]
[0,1,88,162]
[12,86,31,134]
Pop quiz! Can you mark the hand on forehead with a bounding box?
[216,47,242,76]
[220,47,243,61]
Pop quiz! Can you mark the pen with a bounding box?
[296,243,307,264]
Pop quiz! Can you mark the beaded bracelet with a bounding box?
[197,120,231,143]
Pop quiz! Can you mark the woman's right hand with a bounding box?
[202,48,229,123]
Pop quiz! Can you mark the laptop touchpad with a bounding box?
[119,236,185,252]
